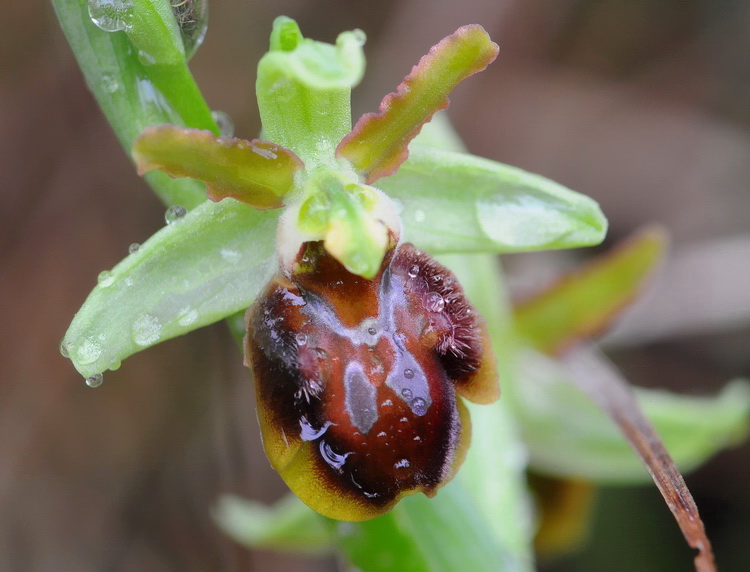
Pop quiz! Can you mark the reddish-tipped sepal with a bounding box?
[245,242,498,521]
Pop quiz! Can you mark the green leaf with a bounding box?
[51,0,216,208]
[62,199,279,378]
[256,17,365,168]
[377,145,607,254]
[133,125,303,209]
[510,350,750,483]
[213,494,334,555]
[337,25,498,183]
[513,227,666,354]
[338,482,518,572]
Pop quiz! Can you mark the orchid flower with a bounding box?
[53,3,748,569]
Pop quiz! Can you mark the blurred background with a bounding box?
[2,0,749,570]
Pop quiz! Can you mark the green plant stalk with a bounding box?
[51,0,216,208]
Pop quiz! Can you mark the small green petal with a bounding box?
[513,227,666,354]
[133,125,303,209]
[378,145,607,253]
[257,17,365,167]
[62,199,279,378]
[337,25,498,182]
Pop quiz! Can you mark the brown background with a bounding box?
[2,1,749,570]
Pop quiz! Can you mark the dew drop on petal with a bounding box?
[97,270,114,288]
[413,209,426,223]
[165,205,187,225]
[132,313,162,346]
[411,397,428,416]
[394,458,410,469]
[128,242,140,254]
[295,332,307,346]
[85,373,104,388]
[403,368,414,379]
[424,292,445,312]
[87,0,133,32]
[211,110,234,137]
[408,264,420,278]
[76,337,103,365]
[401,388,413,400]
[177,307,198,327]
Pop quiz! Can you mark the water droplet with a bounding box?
[408,264,420,278]
[319,440,350,470]
[87,0,133,32]
[132,313,162,346]
[137,49,157,66]
[85,373,104,388]
[100,72,119,93]
[367,326,377,336]
[403,368,414,379]
[300,417,331,441]
[97,270,114,288]
[165,205,187,224]
[171,0,208,60]
[401,388,413,400]
[411,397,428,416]
[381,399,393,407]
[377,431,387,438]
[59,341,70,358]
[295,332,307,346]
[128,242,140,254]
[211,110,234,137]
[424,292,445,312]
[177,307,198,327]
[413,209,426,223]
[394,458,410,469]
[76,337,102,365]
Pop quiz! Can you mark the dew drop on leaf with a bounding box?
[97,270,114,288]
[165,205,187,224]
[59,340,70,359]
[76,337,103,365]
[171,0,208,60]
[128,242,140,254]
[85,373,104,388]
[132,313,162,346]
[99,72,120,94]
[87,0,133,33]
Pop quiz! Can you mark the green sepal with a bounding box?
[133,125,304,209]
[256,17,365,168]
[511,350,750,482]
[513,227,666,354]
[62,200,279,378]
[377,145,608,253]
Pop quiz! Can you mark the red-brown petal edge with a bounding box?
[133,125,303,209]
[336,25,498,183]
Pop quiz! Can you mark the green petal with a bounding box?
[256,17,365,167]
[133,125,303,209]
[513,227,666,354]
[337,25,498,183]
[511,350,750,483]
[377,145,608,253]
[62,200,279,378]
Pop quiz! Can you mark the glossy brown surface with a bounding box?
[245,242,498,520]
